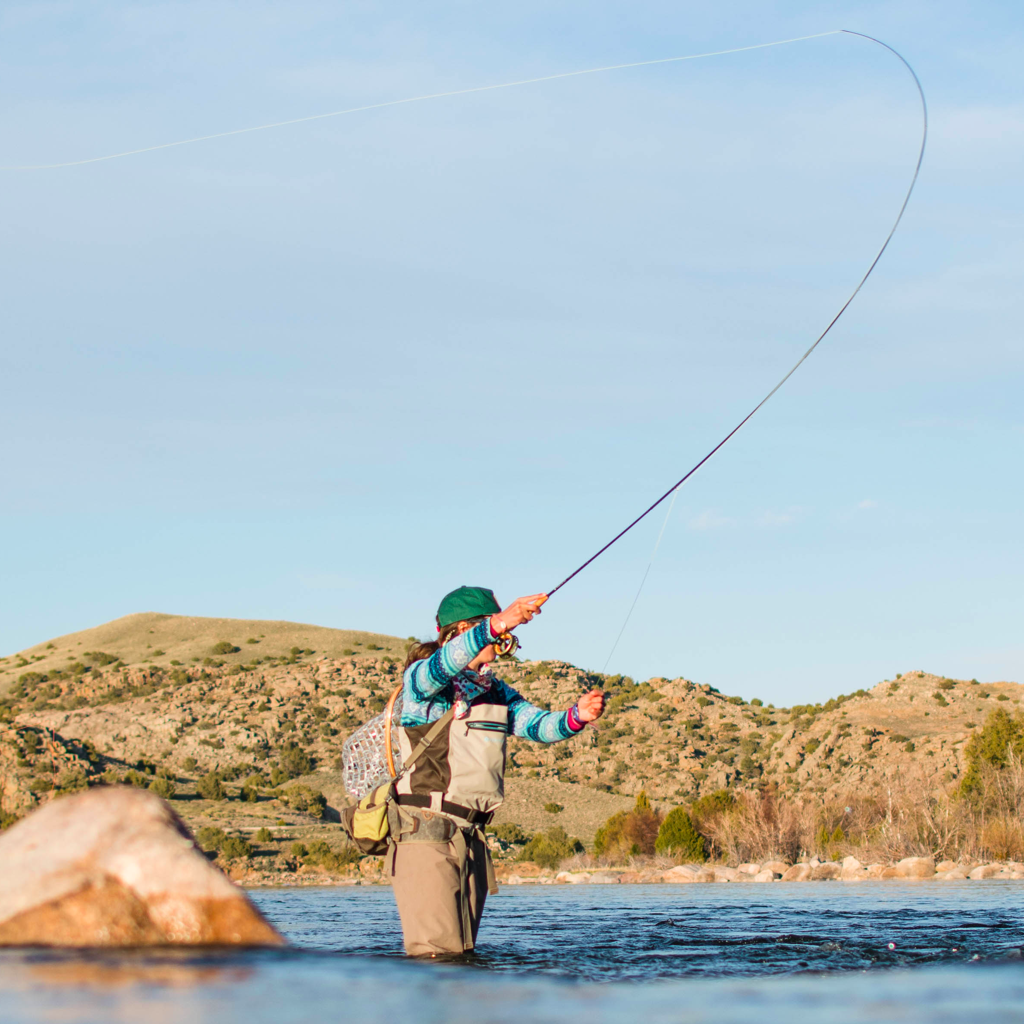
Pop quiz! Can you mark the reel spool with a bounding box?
[493,632,520,658]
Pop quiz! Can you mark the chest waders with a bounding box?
[390,698,506,952]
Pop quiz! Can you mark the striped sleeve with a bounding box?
[404,619,494,705]
[496,680,584,743]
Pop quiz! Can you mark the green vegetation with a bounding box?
[519,826,584,868]
[594,791,661,859]
[543,802,564,814]
[487,822,530,845]
[960,708,1024,798]
[197,772,226,800]
[279,784,327,818]
[655,807,706,860]
[195,826,252,861]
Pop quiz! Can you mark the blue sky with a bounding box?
[1,1,1021,705]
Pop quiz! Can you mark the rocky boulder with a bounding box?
[840,856,867,881]
[895,856,935,879]
[781,863,812,882]
[811,862,842,881]
[0,787,283,946]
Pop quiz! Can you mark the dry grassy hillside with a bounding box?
[0,612,406,697]
[1,612,1020,874]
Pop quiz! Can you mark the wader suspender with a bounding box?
[391,703,499,950]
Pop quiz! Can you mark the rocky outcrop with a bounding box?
[0,787,283,946]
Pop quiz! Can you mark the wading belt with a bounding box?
[395,794,493,827]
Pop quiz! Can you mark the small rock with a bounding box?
[895,856,935,879]
[662,866,698,884]
[0,788,283,947]
[555,871,590,884]
[811,863,842,881]
[781,864,812,882]
[969,864,1002,880]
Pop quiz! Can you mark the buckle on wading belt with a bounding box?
[395,794,493,826]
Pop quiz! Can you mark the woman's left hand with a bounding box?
[575,690,606,723]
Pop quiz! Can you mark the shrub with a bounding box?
[254,827,273,842]
[281,785,327,818]
[83,651,119,666]
[197,772,226,800]
[655,807,706,860]
[182,757,198,773]
[543,802,564,814]
[690,789,736,825]
[196,826,227,852]
[696,696,710,708]
[290,842,308,858]
[594,791,662,859]
[487,822,529,845]
[519,826,583,868]
[211,642,240,655]
[219,835,252,860]
[149,776,176,799]
[279,743,312,778]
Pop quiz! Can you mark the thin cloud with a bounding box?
[688,510,733,531]
[760,506,805,526]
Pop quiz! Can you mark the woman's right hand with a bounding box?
[493,593,547,632]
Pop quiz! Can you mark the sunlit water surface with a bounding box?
[3,882,1024,1023]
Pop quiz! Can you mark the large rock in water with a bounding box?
[0,787,283,946]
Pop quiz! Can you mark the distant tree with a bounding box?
[655,808,706,861]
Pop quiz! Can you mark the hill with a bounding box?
[0,612,408,696]
[1,613,1021,876]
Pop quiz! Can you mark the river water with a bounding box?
[2,882,1024,1023]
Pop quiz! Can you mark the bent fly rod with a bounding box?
[541,30,928,605]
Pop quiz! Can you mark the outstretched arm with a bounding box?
[499,683,605,743]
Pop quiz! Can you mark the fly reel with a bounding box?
[493,632,520,658]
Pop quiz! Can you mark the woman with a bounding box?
[390,585,605,956]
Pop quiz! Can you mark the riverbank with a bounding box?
[236,853,1024,887]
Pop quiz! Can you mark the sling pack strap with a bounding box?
[394,794,493,827]
[383,684,402,777]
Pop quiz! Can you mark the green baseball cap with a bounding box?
[436,586,501,630]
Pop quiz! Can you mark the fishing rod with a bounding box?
[541,30,927,608]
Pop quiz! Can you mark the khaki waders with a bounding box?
[389,807,498,956]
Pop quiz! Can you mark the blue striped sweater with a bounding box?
[402,619,583,742]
